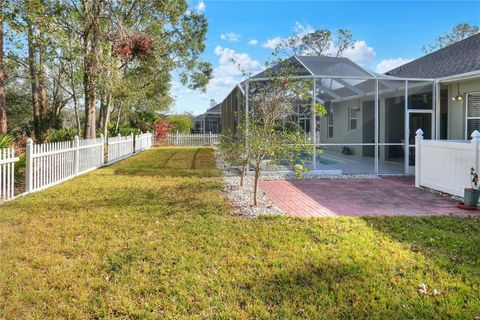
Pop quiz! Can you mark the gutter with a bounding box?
[437,70,480,83]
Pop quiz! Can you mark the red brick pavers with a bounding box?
[259,177,474,217]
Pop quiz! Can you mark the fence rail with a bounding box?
[165,133,219,146]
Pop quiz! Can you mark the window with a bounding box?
[328,112,334,138]
[349,107,359,131]
[466,93,480,138]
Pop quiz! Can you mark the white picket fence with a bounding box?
[0,148,19,201]
[0,131,154,202]
[26,135,105,192]
[166,133,219,146]
[107,134,134,164]
[135,132,153,152]
[415,129,480,197]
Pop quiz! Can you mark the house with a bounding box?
[219,34,480,178]
[192,99,222,134]
[386,33,480,141]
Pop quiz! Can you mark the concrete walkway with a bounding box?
[259,177,475,217]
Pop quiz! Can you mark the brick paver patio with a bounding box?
[259,177,475,217]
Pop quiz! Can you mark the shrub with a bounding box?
[167,115,193,133]
[46,128,78,143]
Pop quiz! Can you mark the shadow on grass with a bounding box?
[362,216,480,277]
[112,148,221,178]
[243,257,444,318]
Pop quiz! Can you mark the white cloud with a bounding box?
[341,40,376,65]
[170,47,262,114]
[207,46,262,94]
[220,32,240,42]
[262,36,283,49]
[196,1,206,12]
[293,21,314,34]
[263,22,314,50]
[248,39,258,46]
[375,58,413,74]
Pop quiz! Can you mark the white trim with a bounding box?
[438,70,480,83]
[465,91,480,139]
[348,106,359,131]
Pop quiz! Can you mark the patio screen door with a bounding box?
[407,110,433,172]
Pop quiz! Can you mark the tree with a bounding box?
[242,59,325,206]
[275,28,355,58]
[423,23,479,53]
[0,11,6,133]
[218,125,249,187]
[2,0,212,140]
[167,114,192,133]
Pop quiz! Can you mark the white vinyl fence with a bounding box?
[415,129,480,197]
[0,132,154,202]
[26,135,105,192]
[135,132,153,152]
[107,134,134,164]
[166,133,219,146]
[0,148,19,201]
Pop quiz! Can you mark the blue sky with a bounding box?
[171,1,480,115]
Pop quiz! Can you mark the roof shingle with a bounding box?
[386,33,480,78]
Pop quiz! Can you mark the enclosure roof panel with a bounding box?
[296,56,376,78]
[251,55,399,80]
[251,56,311,79]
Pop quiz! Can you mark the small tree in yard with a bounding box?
[245,59,326,206]
[218,124,249,186]
[247,122,311,206]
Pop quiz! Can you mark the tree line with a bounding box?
[0,0,212,142]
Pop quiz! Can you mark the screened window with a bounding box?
[466,93,480,138]
[328,112,334,138]
[349,107,359,131]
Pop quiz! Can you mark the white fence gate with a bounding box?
[26,135,104,192]
[107,134,133,164]
[415,129,480,197]
[0,148,19,201]
[135,132,153,152]
[166,133,219,146]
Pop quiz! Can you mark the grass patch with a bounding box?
[0,147,479,318]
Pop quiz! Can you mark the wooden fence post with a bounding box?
[25,138,33,193]
[74,135,80,176]
[415,129,423,188]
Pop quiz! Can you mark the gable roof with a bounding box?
[386,33,480,79]
[206,103,221,114]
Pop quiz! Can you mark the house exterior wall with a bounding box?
[447,78,480,140]
[318,99,364,156]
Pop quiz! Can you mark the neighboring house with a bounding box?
[219,33,480,176]
[192,100,222,134]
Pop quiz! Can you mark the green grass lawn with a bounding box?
[1,147,479,319]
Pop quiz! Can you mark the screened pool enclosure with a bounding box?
[221,56,436,175]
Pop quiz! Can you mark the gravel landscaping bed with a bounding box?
[216,156,284,217]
